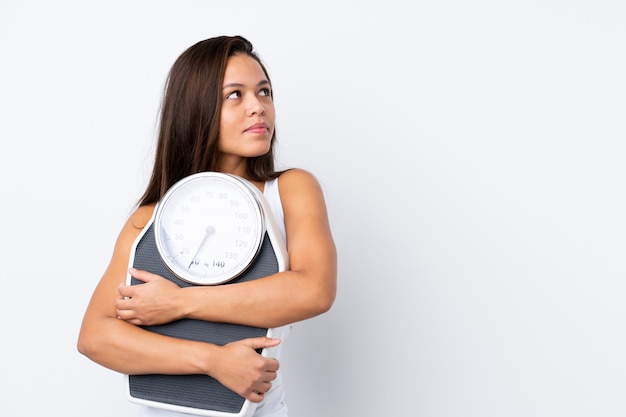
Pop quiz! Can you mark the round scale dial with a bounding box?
[154,172,264,285]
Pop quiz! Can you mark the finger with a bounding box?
[117,284,133,298]
[117,274,149,297]
[115,294,132,308]
[128,268,162,283]
[245,337,281,351]
[248,391,265,403]
[115,307,133,320]
[266,357,280,373]
[264,366,279,380]
[249,384,274,403]
[116,309,142,325]
[257,380,273,393]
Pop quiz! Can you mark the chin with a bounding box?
[248,142,272,157]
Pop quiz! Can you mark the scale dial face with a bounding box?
[154,172,265,285]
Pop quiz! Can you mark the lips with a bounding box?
[245,123,268,134]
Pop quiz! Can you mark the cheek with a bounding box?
[218,113,239,139]
[219,112,234,130]
[266,102,276,119]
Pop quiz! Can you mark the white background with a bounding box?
[1,1,625,416]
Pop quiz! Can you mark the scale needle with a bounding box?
[188,225,216,269]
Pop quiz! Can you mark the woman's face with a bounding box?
[218,53,276,165]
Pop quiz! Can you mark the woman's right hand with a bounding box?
[210,337,281,402]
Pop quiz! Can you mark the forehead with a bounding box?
[223,53,268,84]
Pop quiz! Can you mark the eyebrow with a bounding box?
[222,80,270,90]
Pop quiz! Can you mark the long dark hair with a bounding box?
[138,35,282,207]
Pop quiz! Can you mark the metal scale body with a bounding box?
[124,172,288,417]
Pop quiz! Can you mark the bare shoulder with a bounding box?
[128,204,157,230]
[113,204,156,255]
[277,168,323,195]
[277,169,330,226]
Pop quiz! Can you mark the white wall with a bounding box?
[1,1,624,416]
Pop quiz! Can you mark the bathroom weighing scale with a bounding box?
[125,172,289,417]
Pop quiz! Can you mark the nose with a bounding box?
[247,95,266,116]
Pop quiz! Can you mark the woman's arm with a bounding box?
[116,169,337,328]
[77,205,280,402]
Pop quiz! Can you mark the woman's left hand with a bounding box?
[116,268,186,326]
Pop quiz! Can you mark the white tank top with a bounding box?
[137,177,290,417]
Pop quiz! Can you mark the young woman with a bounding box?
[77,35,337,417]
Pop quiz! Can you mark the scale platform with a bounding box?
[125,221,286,417]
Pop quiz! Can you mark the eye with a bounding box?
[225,90,242,99]
[259,87,272,97]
